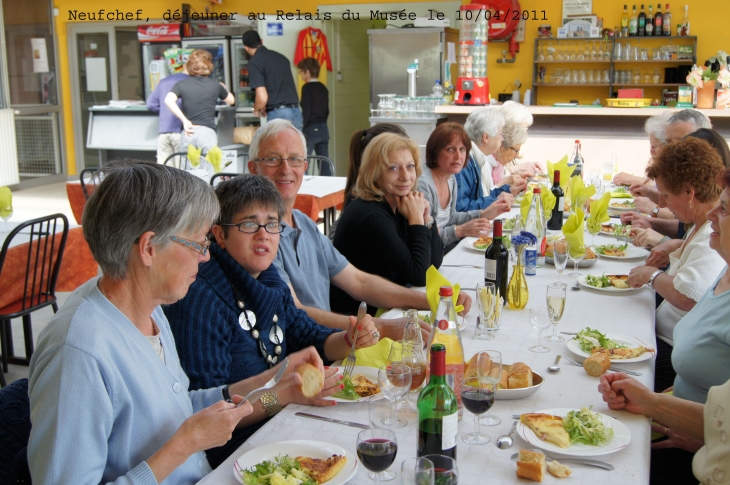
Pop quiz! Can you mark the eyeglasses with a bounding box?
[508,146,520,155]
[254,156,307,168]
[170,235,211,255]
[650,142,666,154]
[219,221,285,234]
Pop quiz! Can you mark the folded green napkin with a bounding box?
[587,192,612,234]
[0,186,12,219]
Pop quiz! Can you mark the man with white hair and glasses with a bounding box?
[248,120,472,340]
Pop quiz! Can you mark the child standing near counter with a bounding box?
[297,57,331,175]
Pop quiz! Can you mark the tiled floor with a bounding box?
[3,182,76,385]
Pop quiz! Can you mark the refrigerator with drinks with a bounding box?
[181,37,230,87]
[137,23,182,101]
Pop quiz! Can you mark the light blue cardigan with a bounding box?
[28,277,224,485]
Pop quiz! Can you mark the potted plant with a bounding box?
[687,51,729,108]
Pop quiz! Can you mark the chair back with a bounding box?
[210,172,240,188]
[306,156,335,176]
[0,378,31,483]
[79,167,101,200]
[164,152,190,171]
[0,214,69,318]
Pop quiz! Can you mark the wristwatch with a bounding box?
[221,385,232,403]
[648,269,663,288]
[651,207,660,218]
[260,391,283,416]
[424,217,435,229]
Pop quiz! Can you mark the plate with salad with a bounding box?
[610,187,633,198]
[608,199,635,211]
[329,365,381,403]
[578,274,642,293]
[518,407,631,457]
[594,243,649,260]
[464,236,512,252]
[599,222,632,241]
[567,327,654,363]
[233,440,358,485]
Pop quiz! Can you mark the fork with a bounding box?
[511,449,615,470]
[564,355,642,376]
[236,357,289,407]
[343,301,367,378]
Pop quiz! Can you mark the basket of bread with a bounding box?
[465,354,543,400]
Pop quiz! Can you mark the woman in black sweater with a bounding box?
[331,133,444,316]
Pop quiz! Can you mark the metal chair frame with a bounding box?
[79,167,101,200]
[0,214,69,374]
[306,156,335,176]
[163,152,191,171]
[209,173,240,187]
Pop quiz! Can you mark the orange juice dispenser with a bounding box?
[455,5,489,105]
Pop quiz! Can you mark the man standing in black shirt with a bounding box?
[242,30,302,130]
[297,58,331,175]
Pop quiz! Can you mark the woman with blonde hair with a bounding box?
[331,133,443,316]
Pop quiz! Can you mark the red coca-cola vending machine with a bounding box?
[138,23,182,101]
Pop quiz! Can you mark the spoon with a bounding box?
[548,355,562,373]
[497,421,518,449]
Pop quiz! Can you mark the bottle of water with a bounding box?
[525,187,546,272]
[432,80,444,100]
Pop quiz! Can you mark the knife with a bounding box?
[560,332,578,336]
[296,412,370,429]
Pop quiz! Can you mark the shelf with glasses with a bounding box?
[534,60,612,64]
[613,83,689,87]
[534,83,611,87]
[612,60,694,64]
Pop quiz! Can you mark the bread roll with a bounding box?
[516,449,545,482]
[465,353,492,379]
[296,363,324,397]
[583,352,611,377]
[547,460,572,478]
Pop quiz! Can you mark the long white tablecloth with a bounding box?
[199,222,657,485]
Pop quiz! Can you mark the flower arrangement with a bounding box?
[687,51,730,88]
[510,231,538,252]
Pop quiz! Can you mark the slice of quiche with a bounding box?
[521,413,570,448]
[296,454,347,484]
[606,274,630,289]
[352,374,380,397]
[591,346,653,359]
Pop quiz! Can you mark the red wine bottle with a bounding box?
[417,343,458,459]
[547,170,564,230]
[485,220,508,303]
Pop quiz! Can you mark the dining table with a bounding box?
[198,210,657,485]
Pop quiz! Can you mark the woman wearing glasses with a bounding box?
[489,121,530,189]
[164,174,377,467]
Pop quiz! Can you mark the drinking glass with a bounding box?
[544,283,567,343]
[553,240,569,280]
[1,207,12,233]
[477,350,501,426]
[461,376,495,444]
[357,428,398,485]
[473,282,496,340]
[567,242,586,277]
[421,455,458,485]
[529,308,552,353]
[388,338,426,413]
[401,457,435,485]
[378,363,411,428]
[368,398,397,481]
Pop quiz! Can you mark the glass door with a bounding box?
[231,38,254,109]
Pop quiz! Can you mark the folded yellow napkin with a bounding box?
[0,186,12,219]
[206,146,224,173]
[426,266,463,315]
[587,192,612,234]
[519,193,533,225]
[547,155,575,191]
[562,208,586,257]
[520,190,556,224]
[568,175,596,211]
[354,337,394,368]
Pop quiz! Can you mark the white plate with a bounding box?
[595,245,649,260]
[608,198,635,211]
[517,408,631,457]
[463,237,490,252]
[545,256,597,268]
[330,366,381,402]
[233,440,358,485]
[496,371,544,400]
[577,274,642,293]
[566,333,654,363]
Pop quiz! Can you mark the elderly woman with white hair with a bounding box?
[497,101,543,179]
[455,107,526,212]
[614,110,674,188]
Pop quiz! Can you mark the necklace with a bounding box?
[224,274,283,366]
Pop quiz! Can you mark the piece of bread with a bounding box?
[465,353,492,379]
[296,455,347,484]
[296,363,324,398]
[547,460,572,478]
[508,362,534,389]
[516,449,545,482]
[583,352,611,377]
[521,413,571,448]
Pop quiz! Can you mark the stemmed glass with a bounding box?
[377,363,412,428]
[1,207,12,233]
[461,376,495,444]
[544,283,567,343]
[473,282,496,340]
[529,308,552,353]
[388,339,425,413]
[368,398,397,482]
[401,457,435,485]
[567,241,586,277]
[421,455,458,485]
[357,428,398,485]
[553,240,569,280]
[477,350,501,427]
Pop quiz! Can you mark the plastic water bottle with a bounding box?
[525,187,546,272]
[432,80,444,101]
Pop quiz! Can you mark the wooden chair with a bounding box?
[0,214,68,374]
[306,156,335,177]
[79,167,101,200]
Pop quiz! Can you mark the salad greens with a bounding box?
[613,224,631,239]
[239,454,316,485]
[594,243,628,255]
[584,274,611,289]
[613,186,629,194]
[332,375,359,400]
[575,327,626,353]
[563,406,614,446]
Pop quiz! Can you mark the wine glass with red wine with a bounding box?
[421,454,459,485]
[388,340,427,413]
[357,428,398,485]
[460,376,494,445]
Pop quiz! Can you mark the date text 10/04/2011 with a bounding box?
[455,9,548,21]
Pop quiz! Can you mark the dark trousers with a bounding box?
[304,123,330,175]
[650,447,697,484]
[654,338,677,393]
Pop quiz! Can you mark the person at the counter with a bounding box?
[146,63,188,165]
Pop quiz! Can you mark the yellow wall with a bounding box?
[54,0,724,173]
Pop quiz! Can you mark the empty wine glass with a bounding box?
[567,241,586,277]
[388,338,426,413]
[401,457,435,485]
[544,283,567,343]
[529,308,552,353]
[421,455,458,485]
[553,240,569,280]
[473,282,496,340]
[378,363,411,428]
[477,350,501,427]
[357,428,398,485]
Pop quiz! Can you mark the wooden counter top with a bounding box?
[435,105,730,117]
